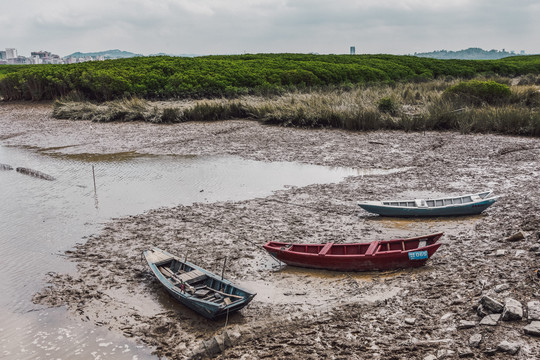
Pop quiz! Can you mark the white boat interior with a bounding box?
[377,191,495,208]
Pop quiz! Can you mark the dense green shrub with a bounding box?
[377,97,399,115]
[3,54,540,101]
[443,80,512,105]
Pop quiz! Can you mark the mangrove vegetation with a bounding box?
[2,53,540,101]
[3,53,540,137]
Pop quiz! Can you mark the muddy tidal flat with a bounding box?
[2,102,540,359]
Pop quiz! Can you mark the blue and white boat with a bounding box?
[143,247,256,320]
[358,191,499,217]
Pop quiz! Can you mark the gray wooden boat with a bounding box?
[144,247,256,320]
[358,191,499,217]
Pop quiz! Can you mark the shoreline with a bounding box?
[2,102,540,359]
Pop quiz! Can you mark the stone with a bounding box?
[495,249,506,257]
[458,348,474,358]
[527,301,540,321]
[502,298,523,321]
[423,355,437,360]
[458,320,476,329]
[494,284,510,293]
[505,231,525,242]
[515,250,526,257]
[476,304,489,317]
[440,312,453,321]
[480,295,504,313]
[496,341,520,355]
[436,349,455,359]
[530,244,540,252]
[483,348,497,356]
[480,313,500,326]
[469,333,482,348]
[524,321,540,336]
[404,317,416,325]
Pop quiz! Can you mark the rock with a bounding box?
[423,355,437,360]
[480,295,504,313]
[505,231,525,242]
[515,250,526,257]
[476,304,489,317]
[495,249,506,257]
[404,317,416,325]
[530,244,540,252]
[496,341,520,355]
[494,284,510,293]
[480,313,501,326]
[440,312,453,321]
[458,348,474,358]
[502,298,523,321]
[458,320,476,329]
[524,321,540,336]
[527,301,540,321]
[483,348,497,356]
[469,333,482,348]
[436,349,455,359]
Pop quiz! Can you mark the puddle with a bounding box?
[0,144,408,360]
[371,214,484,230]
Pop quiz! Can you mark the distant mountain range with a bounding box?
[64,49,198,59]
[65,49,142,59]
[64,48,529,60]
[414,47,526,60]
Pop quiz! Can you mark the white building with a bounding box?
[5,48,18,59]
[31,56,43,64]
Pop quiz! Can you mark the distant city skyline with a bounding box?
[2,0,540,57]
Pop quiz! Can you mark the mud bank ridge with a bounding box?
[2,102,540,359]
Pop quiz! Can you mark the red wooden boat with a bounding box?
[263,233,443,271]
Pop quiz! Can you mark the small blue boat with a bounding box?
[358,191,499,217]
[143,247,256,320]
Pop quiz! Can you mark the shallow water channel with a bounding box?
[0,144,403,360]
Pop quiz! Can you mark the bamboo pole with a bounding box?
[221,257,227,280]
[92,165,97,195]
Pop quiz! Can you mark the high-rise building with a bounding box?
[0,51,6,60]
[5,48,17,59]
[31,51,51,59]
[350,46,356,55]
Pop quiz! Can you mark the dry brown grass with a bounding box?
[52,79,540,136]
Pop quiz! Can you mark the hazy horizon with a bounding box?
[2,0,540,57]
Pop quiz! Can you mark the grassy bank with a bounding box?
[52,79,540,137]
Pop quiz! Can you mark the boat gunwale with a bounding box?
[357,191,498,210]
[263,233,443,257]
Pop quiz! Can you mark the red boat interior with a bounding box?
[265,233,442,256]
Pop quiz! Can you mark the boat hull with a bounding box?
[358,198,497,217]
[263,233,442,272]
[144,248,256,320]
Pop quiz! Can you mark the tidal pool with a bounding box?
[1,144,403,360]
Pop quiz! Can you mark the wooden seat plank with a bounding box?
[365,241,379,256]
[318,243,334,256]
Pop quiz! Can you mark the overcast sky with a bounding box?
[2,0,539,57]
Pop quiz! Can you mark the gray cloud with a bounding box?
[1,0,538,56]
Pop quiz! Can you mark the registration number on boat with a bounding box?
[408,251,428,260]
